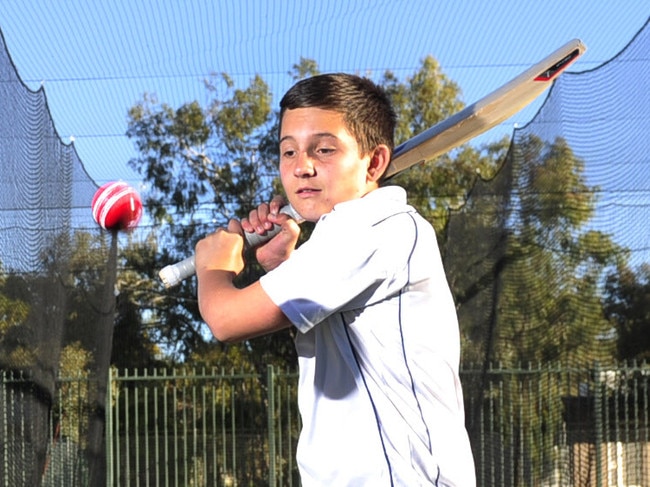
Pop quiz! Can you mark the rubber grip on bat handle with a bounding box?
[158,205,302,288]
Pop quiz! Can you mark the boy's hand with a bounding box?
[241,195,286,234]
[195,219,246,276]
[242,196,300,272]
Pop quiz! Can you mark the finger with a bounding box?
[249,203,274,232]
[227,218,244,236]
[257,203,273,230]
[282,218,301,246]
[269,195,287,216]
[254,217,301,272]
[240,216,255,233]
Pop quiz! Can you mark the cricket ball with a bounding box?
[91,181,143,231]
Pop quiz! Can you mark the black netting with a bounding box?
[445,17,649,370]
[445,18,649,485]
[0,39,98,273]
[0,29,116,486]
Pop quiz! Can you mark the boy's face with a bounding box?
[279,107,377,222]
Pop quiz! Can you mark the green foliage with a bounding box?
[126,73,296,367]
[127,74,275,226]
[0,276,30,341]
[126,74,281,365]
[56,342,93,444]
[518,136,594,233]
[0,257,66,372]
[112,232,169,367]
[289,57,320,81]
[604,263,650,361]
[493,135,621,366]
[0,229,165,376]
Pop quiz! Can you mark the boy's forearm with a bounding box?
[197,269,240,341]
[197,269,291,343]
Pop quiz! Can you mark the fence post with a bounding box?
[593,362,603,487]
[1,372,6,487]
[267,365,276,487]
[105,368,114,487]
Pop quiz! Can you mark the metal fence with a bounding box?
[106,367,300,487]
[462,363,650,486]
[2,363,649,486]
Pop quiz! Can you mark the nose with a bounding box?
[294,153,315,177]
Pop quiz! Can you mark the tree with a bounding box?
[124,58,321,369]
[0,268,31,368]
[492,135,622,365]
[604,263,650,361]
[126,71,298,369]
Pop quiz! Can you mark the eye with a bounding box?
[315,146,335,155]
[281,148,296,158]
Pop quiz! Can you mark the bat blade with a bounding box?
[383,38,586,179]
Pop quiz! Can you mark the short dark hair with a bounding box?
[279,73,396,156]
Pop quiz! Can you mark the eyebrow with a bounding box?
[279,132,338,144]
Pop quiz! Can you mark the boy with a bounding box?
[195,73,475,486]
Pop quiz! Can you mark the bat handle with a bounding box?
[158,205,303,288]
[159,255,196,289]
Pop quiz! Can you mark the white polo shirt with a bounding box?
[260,186,475,486]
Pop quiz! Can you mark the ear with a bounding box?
[366,145,391,183]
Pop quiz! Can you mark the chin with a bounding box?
[291,202,328,223]
[297,210,324,223]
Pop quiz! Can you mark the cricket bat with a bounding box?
[159,38,586,288]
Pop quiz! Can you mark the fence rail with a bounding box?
[2,363,649,486]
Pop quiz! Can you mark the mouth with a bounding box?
[296,187,321,197]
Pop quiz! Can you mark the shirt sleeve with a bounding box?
[260,209,415,333]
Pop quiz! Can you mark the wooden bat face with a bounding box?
[384,39,586,180]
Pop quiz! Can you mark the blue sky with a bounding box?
[0,1,647,188]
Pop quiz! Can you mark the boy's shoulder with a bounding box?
[319,185,430,237]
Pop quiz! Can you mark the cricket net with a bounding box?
[0,29,113,486]
[443,17,649,485]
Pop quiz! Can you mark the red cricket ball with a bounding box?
[91,181,143,231]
